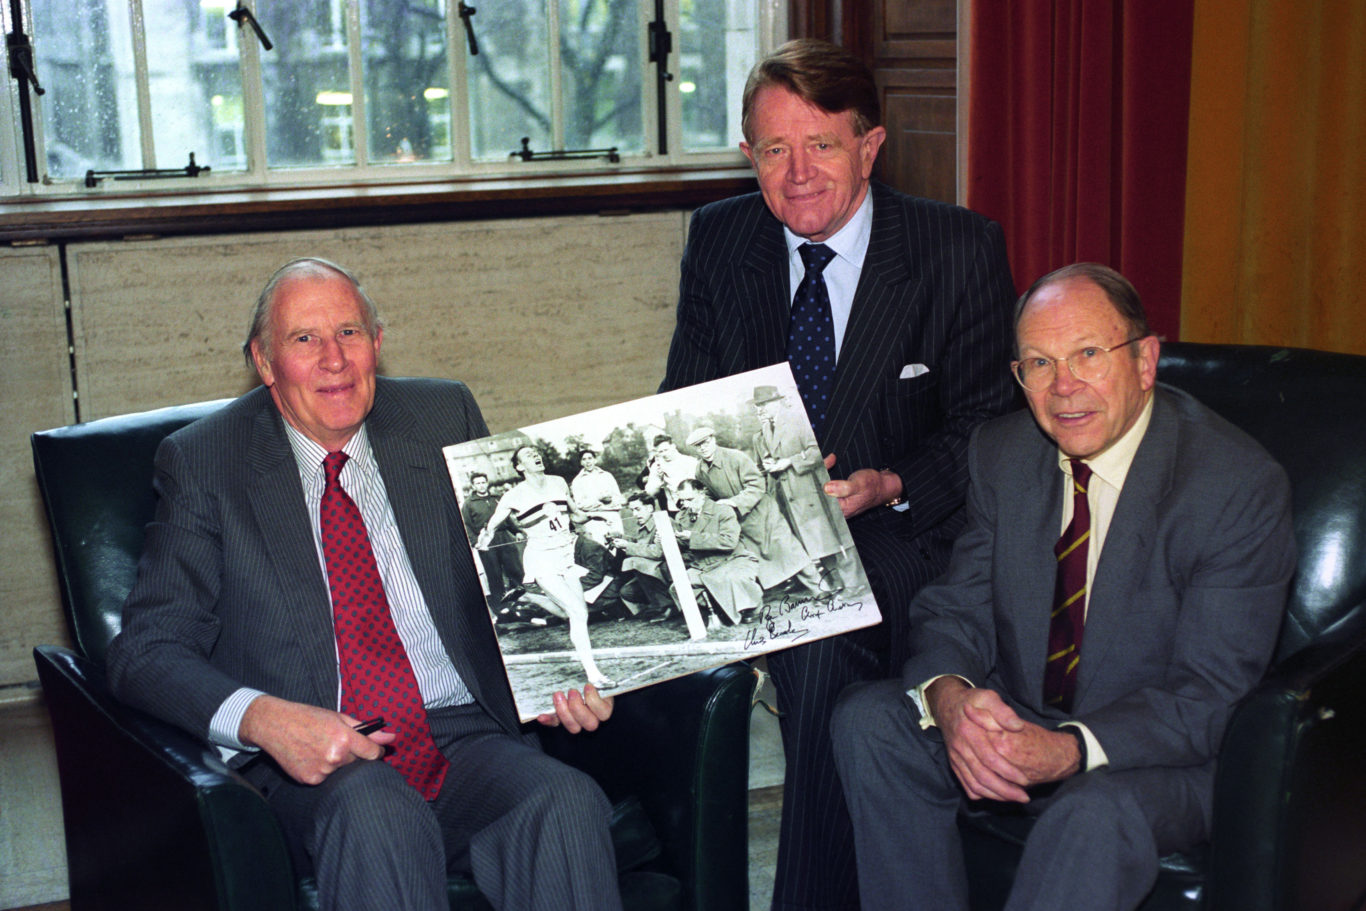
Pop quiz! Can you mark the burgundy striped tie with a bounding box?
[1044,459,1092,712]
[322,451,449,799]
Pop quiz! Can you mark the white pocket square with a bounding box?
[899,363,930,379]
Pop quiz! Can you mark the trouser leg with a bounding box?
[429,706,622,911]
[831,679,971,911]
[766,630,882,911]
[1005,765,1211,911]
[245,756,447,911]
[764,508,941,910]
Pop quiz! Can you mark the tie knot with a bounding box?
[1068,459,1092,493]
[323,451,349,487]
[798,242,835,276]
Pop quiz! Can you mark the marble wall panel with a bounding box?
[1,246,74,688]
[68,211,688,430]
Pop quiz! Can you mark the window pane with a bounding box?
[145,0,247,173]
[558,0,643,154]
[33,0,136,178]
[359,0,452,164]
[466,0,551,161]
[258,0,356,168]
[678,0,751,152]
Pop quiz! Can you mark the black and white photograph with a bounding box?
[443,363,880,721]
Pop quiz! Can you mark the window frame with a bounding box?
[0,0,784,203]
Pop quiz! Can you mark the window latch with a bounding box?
[7,0,45,183]
[85,152,211,188]
[228,2,273,51]
[647,0,672,155]
[458,2,479,56]
[510,137,619,165]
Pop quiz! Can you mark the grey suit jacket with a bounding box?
[660,180,1017,546]
[902,385,1296,775]
[106,377,521,744]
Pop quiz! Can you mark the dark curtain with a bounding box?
[965,1,1194,341]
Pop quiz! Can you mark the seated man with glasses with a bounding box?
[830,262,1296,911]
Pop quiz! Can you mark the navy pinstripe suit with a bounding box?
[107,377,620,911]
[661,181,1017,910]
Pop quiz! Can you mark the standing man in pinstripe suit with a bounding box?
[660,40,1016,911]
[107,258,621,911]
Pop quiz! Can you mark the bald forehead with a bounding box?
[1019,277,1120,326]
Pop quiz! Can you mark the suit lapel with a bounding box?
[1074,392,1176,708]
[366,389,513,725]
[739,215,792,370]
[1002,438,1066,709]
[824,185,923,454]
[244,403,339,708]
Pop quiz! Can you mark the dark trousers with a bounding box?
[830,679,1212,911]
[766,510,944,911]
[243,703,621,911]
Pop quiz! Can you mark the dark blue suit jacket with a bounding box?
[660,180,1017,559]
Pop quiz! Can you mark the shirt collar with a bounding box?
[1058,393,1155,490]
[282,420,372,481]
[783,186,874,271]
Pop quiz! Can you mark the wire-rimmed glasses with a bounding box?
[1012,337,1147,391]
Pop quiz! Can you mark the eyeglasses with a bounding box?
[1011,336,1147,391]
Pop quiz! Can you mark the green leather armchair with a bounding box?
[32,397,757,911]
[961,342,1366,911]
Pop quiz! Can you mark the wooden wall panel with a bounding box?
[0,246,75,687]
[860,0,960,205]
[67,212,687,431]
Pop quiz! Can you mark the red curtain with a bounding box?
[966,1,1193,341]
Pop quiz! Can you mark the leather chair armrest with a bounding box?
[1205,619,1366,911]
[34,645,298,911]
[538,663,757,911]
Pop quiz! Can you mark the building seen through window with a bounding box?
[4,0,776,195]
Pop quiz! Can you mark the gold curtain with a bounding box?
[1181,0,1366,352]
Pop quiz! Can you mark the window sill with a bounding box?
[0,166,757,245]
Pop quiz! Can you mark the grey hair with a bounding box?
[242,257,383,367]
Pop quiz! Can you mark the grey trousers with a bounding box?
[830,679,1212,911]
[244,702,622,911]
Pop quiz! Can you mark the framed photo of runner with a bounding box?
[444,363,881,721]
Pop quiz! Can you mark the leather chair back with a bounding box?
[32,399,232,665]
[1156,342,1366,659]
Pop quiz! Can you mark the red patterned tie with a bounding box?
[1044,459,1092,713]
[321,451,448,799]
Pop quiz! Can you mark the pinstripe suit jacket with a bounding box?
[106,377,521,745]
[661,181,1017,547]
[903,386,1295,784]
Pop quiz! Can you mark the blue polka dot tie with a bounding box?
[788,242,838,436]
[322,451,449,800]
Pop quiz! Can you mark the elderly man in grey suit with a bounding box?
[660,38,1016,910]
[106,258,620,911]
[831,263,1296,911]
